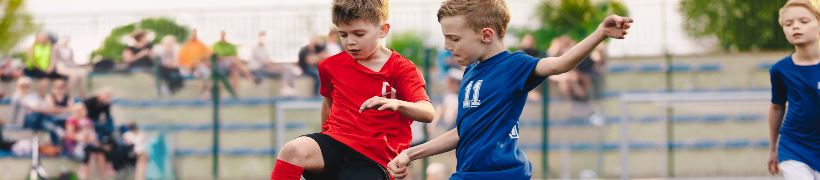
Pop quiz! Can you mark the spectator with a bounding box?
[0,56,23,84]
[63,104,107,179]
[325,27,343,55]
[212,30,252,93]
[84,89,114,141]
[178,29,213,98]
[296,36,327,96]
[123,123,148,180]
[43,79,74,122]
[25,32,64,81]
[519,33,546,58]
[10,77,63,145]
[155,35,185,95]
[178,29,211,76]
[248,31,297,95]
[10,77,35,127]
[53,35,88,97]
[122,30,154,71]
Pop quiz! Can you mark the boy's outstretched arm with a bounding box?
[359,96,435,123]
[388,128,460,179]
[533,15,633,77]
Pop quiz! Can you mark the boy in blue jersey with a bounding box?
[386,0,632,179]
[768,0,820,179]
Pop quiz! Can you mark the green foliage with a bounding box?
[0,0,38,55]
[92,18,189,62]
[388,31,427,66]
[680,0,790,51]
[527,0,629,51]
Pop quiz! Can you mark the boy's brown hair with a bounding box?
[437,0,510,39]
[779,0,820,25]
[331,0,389,26]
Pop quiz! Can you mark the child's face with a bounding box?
[440,16,486,66]
[781,6,820,46]
[337,19,389,60]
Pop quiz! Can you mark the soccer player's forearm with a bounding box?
[767,104,785,152]
[398,100,434,123]
[535,30,607,76]
[407,128,459,161]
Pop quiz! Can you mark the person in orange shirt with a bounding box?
[178,29,211,75]
[178,29,213,97]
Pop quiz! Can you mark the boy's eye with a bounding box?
[355,33,365,36]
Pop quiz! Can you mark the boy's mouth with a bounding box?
[793,33,803,38]
[348,49,361,54]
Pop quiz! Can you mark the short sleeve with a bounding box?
[396,62,430,103]
[770,66,787,105]
[319,61,333,98]
[507,53,546,92]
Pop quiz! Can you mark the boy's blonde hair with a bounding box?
[437,0,510,39]
[779,0,820,25]
[331,0,389,26]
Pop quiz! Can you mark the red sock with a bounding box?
[271,159,304,180]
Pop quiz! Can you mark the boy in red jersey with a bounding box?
[270,0,435,179]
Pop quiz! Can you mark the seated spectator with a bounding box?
[296,36,328,96]
[53,35,88,97]
[44,79,74,122]
[155,35,185,95]
[123,123,148,180]
[249,31,296,95]
[84,89,114,141]
[122,30,154,72]
[25,32,65,81]
[0,56,23,84]
[212,31,252,93]
[63,104,108,179]
[178,29,213,98]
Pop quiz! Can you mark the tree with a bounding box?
[92,18,189,62]
[680,0,789,51]
[526,0,628,51]
[388,31,427,66]
[0,0,38,56]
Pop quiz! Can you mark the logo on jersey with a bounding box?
[509,125,519,139]
[817,81,820,90]
[462,80,483,108]
[382,82,397,99]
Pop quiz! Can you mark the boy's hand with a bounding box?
[768,151,779,175]
[598,15,633,39]
[359,96,401,112]
[387,150,411,179]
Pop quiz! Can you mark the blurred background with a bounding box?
[0,0,791,179]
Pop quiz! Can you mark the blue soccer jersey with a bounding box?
[770,55,820,171]
[452,51,546,179]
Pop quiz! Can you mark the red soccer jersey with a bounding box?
[318,50,429,168]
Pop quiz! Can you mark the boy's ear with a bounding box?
[480,28,495,43]
[379,23,391,38]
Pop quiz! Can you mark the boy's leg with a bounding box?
[273,136,325,180]
[779,160,816,180]
[337,153,389,180]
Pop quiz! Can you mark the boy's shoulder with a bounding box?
[771,55,793,71]
[389,51,418,69]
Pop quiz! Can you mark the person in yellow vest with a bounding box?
[26,32,65,81]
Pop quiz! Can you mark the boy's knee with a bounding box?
[277,137,314,163]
